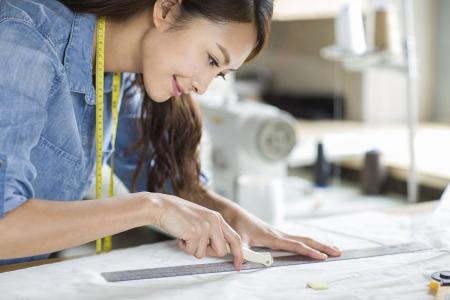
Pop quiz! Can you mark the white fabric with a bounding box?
[2,192,450,299]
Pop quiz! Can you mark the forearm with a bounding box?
[193,189,243,225]
[0,192,158,259]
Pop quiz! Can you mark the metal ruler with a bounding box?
[101,242,430,282]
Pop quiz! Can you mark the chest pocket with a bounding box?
[30,135,83,200]
[35,135,81,165]
[40,87,84,164]
[29,91,86,200]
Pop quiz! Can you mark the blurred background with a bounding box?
[194,0,450,223]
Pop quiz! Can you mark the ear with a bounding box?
[153,0,182,29]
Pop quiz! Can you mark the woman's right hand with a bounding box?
[149,193,244,271]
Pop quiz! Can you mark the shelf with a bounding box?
[273,0,367,21]
[288,120,450,190]
[320,46,407,72]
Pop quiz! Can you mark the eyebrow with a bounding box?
[216,43,236,71]
[216,43,230,65]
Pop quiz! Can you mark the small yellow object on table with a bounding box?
[430,271,450,300]
[307,282,329,290]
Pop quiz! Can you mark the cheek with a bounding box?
[144,36,203,77]
[174,46,205,77]
[139,35,207,101]
[140,38,173,101]
[141,74,167,102]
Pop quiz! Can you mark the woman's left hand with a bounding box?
[229,208,341,260]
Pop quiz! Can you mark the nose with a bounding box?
[192,81,205,95]
[192,77,213,95]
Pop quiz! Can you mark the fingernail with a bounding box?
[319,252,328,259]
[332,247,341,255]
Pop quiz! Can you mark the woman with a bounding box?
[0,0,341,268]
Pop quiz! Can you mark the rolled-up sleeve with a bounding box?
[0,20,56,218]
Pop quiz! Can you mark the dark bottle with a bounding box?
[314,141,330,188]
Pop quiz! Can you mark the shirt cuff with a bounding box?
[2,194,29,218]
[0,154,30,218]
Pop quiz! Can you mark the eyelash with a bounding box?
[208,54,227,80]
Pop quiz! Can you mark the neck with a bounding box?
[92,10,152,73]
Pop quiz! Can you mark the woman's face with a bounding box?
[140,4,257,102]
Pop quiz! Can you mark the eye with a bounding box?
[208,54,227,81]
[208,54,219,67]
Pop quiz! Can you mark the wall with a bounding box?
[434,0,450,122]
[238,0,437,123]
[413,0,436,121]
[238,18,340,95]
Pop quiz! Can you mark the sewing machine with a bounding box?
[200,99,297,201]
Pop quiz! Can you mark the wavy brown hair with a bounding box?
[59,0,273,199]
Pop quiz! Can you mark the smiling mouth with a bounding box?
[172,75,183,96]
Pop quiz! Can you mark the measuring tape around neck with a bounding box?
[95,16,121,254]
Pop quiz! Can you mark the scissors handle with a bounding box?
[226,244,274,267]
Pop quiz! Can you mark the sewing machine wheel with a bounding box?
[258,119,296,161]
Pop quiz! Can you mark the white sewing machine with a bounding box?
[199,97,297,201]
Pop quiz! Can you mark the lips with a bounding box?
[172,75,182,96]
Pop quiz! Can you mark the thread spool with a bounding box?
[361,150,387,195]
[335,4,367,55]
[374,8,389,51]
[373,4,402,55]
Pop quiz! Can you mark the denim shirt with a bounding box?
[0,0,150,264]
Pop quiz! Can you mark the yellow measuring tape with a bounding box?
[95,16,121,254]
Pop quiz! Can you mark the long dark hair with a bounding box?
[59,0,273,199]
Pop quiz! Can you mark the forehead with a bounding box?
[185,18,257,67]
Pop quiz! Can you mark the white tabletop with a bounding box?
[1,201,449,300]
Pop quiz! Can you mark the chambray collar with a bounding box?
[63,13,113,105]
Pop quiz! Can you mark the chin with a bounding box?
[143,84,172,102]
[149,93,172,103]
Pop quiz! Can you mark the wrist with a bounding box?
[134,192,164,227]
[206,190,242,225]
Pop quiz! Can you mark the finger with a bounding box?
[194,230,210,259]
[287,235,341,257]
[205,244,223,257]
[272,229,342,257]
[273,238,328,260]
[178,239,187,251]
[178,238,199,257]
[220,220,244,271]
[184,238,198,256]
[206,213,228,257]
